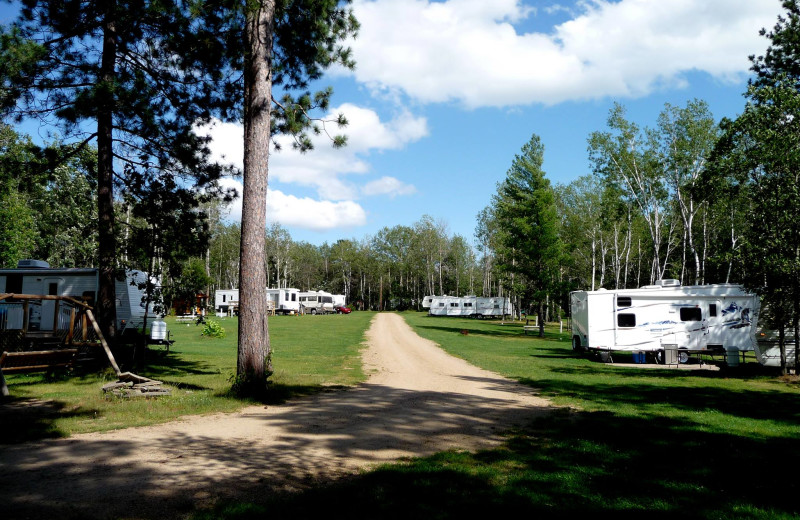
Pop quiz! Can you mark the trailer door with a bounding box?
[705,301,722,347]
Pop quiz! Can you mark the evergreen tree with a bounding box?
[1,0,233,341]
[492,134,563,336]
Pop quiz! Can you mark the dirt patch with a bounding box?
[0,313,554,519]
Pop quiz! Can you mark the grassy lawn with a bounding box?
[200,311,800,520]
[0,312,374,442]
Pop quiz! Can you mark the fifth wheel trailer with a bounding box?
[570,280,760,363]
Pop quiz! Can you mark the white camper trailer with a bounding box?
[299,290,335,314]
[0,260,154,333]
[268,287,300,315]
[428,295,514,318]
[428,296,451,316]
[754,327,797,368]
[570,280,760,363]
[215,289,239,316]
[476,297,514,318]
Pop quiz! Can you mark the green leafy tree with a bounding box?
[0,188,35,268]
[709,1,800,373]
[492,134,563,336]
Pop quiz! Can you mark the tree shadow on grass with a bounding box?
[197,408,800,520]
[0,397,98,444]
[518,375,800,427]
[4,376,799,520]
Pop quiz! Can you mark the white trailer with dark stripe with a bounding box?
[569,280,760,363]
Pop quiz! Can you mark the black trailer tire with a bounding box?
[572,335,582,351]
[311,308,317,315]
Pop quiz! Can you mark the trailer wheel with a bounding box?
[311,308,317,315]
[678,350,690,364]
[572,335,582,351]
[655,349,665,364]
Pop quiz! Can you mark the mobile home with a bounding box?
[570,280,760,362]
[0,260,154,333]
[215,289,239,316]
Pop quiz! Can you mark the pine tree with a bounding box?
[492,134,563,336]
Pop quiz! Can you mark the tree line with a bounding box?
[4,0,800,383]
[479,1,800,373]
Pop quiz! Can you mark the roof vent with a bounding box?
[656,279,681,287]
[16,259,50,269]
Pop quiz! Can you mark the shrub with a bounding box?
[200,319,225,338]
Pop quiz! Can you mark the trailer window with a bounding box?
[617,313,636,328]
[450,302,459,307]
[291,293,296,302]
[48,283,58,296]
[617,296,632,307]
[709,304,717,317]
[439,303,445,307]
[680,307,702,321]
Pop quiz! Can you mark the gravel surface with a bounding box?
[1,313,554,519]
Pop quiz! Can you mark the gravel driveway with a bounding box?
[1,313,553,519]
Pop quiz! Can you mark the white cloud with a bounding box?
[197,105,425,201]
[217,177,367,231]
[199,104,423,231]
[347,0,779,107]
[362,176,417,198]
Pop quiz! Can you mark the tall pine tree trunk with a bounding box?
[237,1,275,393]
[97,1,118,343]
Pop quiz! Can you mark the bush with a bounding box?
[200,319,225,338]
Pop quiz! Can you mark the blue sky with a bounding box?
[3,1,784,247]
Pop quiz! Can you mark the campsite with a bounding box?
[4,1,800,519]
[1,311,799,519]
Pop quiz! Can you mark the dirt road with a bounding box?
[1,313,553,519]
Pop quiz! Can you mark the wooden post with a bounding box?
[22,301,29,333]
[82,312,88,342]
[85,308,122,376]
[67,308,77,345]
[53,299,61,331]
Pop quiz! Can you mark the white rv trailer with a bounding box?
[427,295,514,318]
[754,328,797,368]
[215,288,300,316]
[476,296,514,318]
[215,289,239,316]
[570,280,760,362]
[428,296,451,316]
[268,288,300,315]
[0,260,154,333]
[299,290,336,314]
[444,296,469,316]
